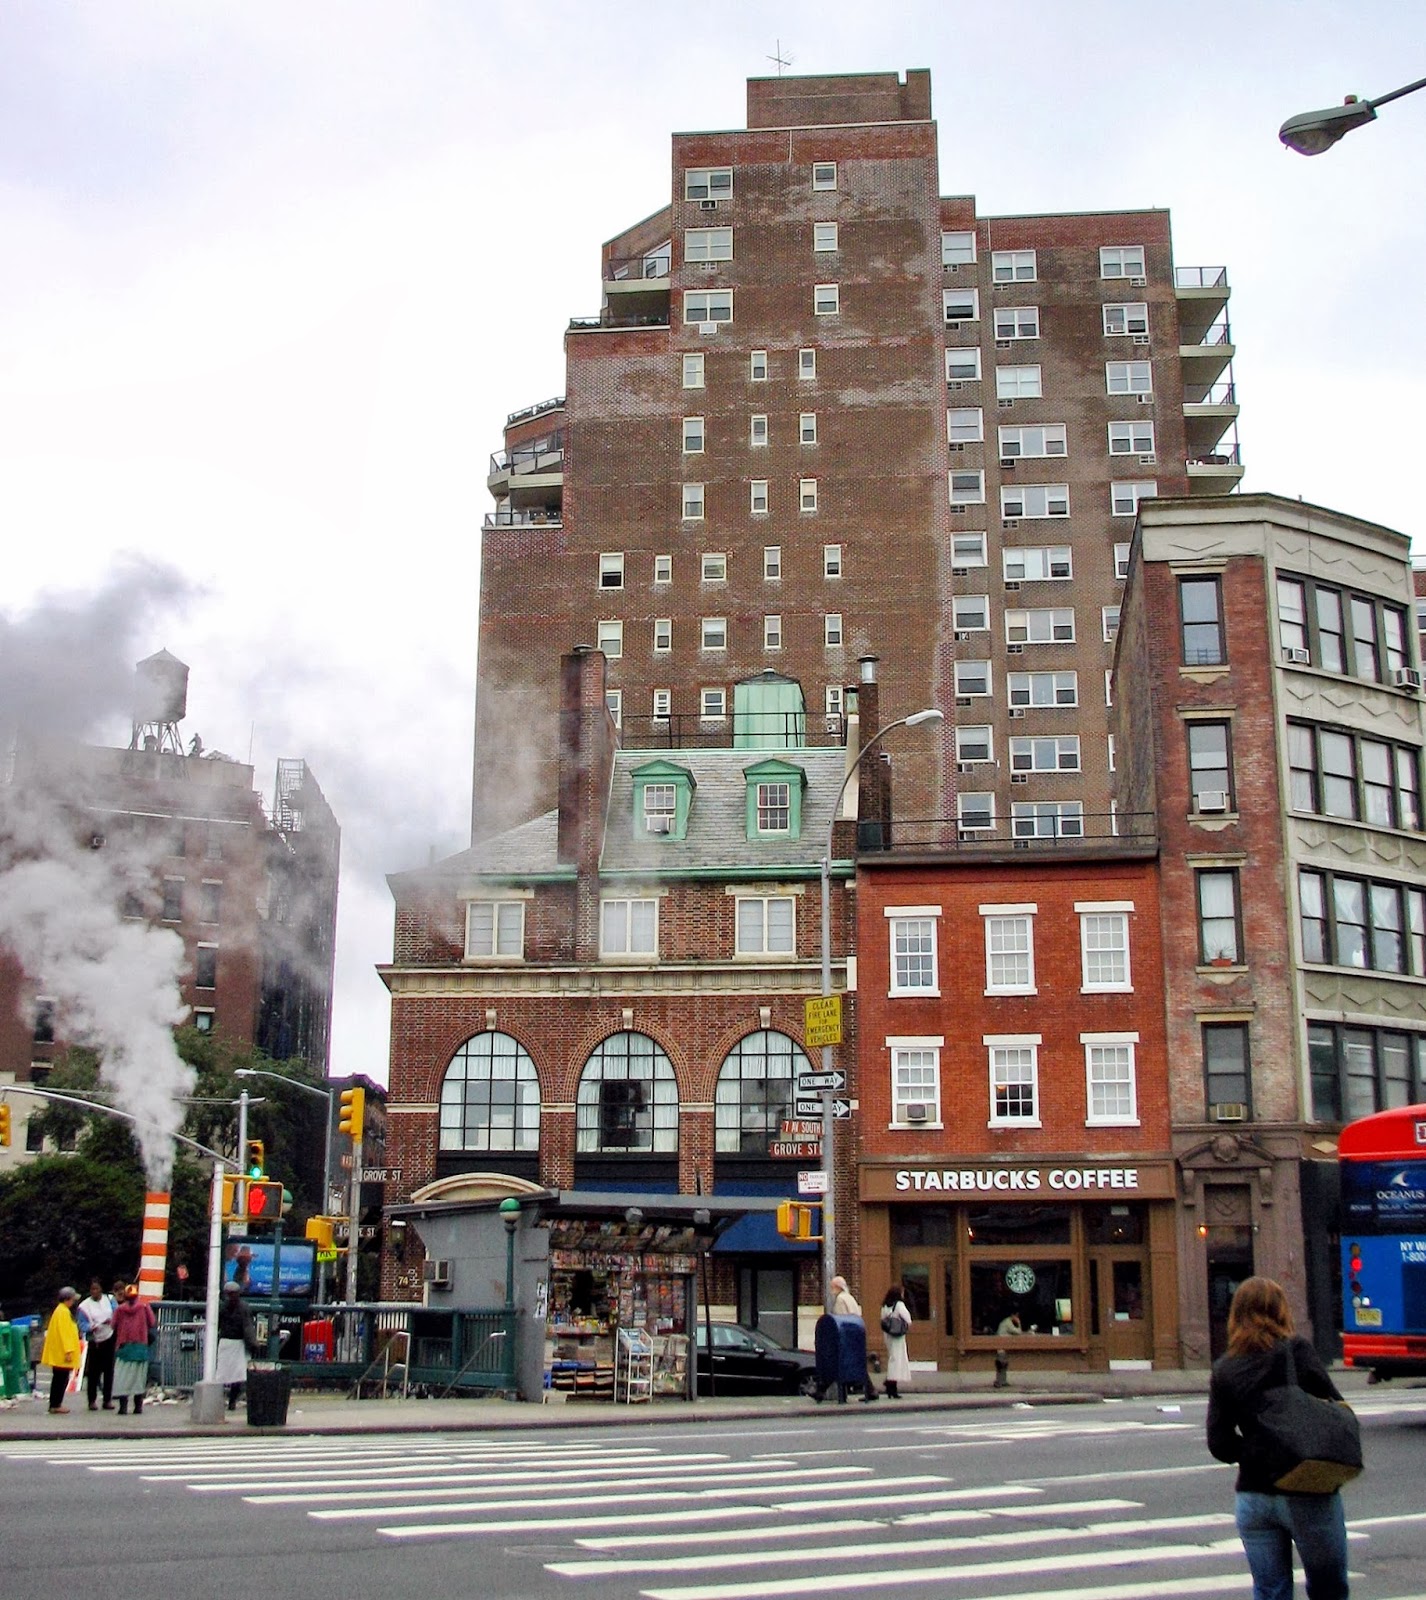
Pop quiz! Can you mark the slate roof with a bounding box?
[401,744,851,888]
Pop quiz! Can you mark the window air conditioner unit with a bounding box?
[824,716,842,733]
[1132,335,1150,345]
[697,261,717,273]
[1284,647,1311,665]
[698,322,719,335]
[1197,790,1229,813]
[999,398,1015,408]
[948,380,965,392]
[1138,453,1157,465]
[955,696,973,707]
[700,199,719,210]
[1009,708,1027,718]
[1212,1102,1247,1123]
[995,339,1012,349]
[904,1102,929,1122]
[1000,457,1016,469]
[957,828,978,842]
[1002,518,1019,529]
[950,504,966,515]
[1005,580,1022,591]
[1393,667,1423,690]
[1130,276,1147,286]
[646,814,674,834]
[954,630,973,641]
[949,441,965,453]
[1011,773,1029,784]
[1137,393,1154,404]
[1007,643,1025,654]
[951,566,970,577]
[424,1259,452,1288]
[1013,837,1031,849]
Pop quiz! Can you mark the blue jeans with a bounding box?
[1236,1490,1349,1600]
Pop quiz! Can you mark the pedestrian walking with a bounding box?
[110,1284,157,1416]
[1207,1276,1352,1600]
[878,1284,912,1398]
[215,1281,254,1412]
[76,1278,117,1411]
[40,1288,82,1414]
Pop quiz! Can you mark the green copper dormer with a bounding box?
[631,759,696,840]
[743,757,806,841]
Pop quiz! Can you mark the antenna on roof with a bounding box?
[767,40,793,76]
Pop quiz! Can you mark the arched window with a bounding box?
[715,1030,810,1154]
[439,1032,540,1152]
[576,1032,678,1153]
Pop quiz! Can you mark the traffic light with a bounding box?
[245,1139,266,1177]
[0,1103,11,1147]
[245,1180,284,1221]
[221,1175,241,1219]
[776,1201,818,1241]
[305,1216,335,1251]
[338,1086,365,1141]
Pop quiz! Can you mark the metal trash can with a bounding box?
[813,1314,868,1401]
[245,1364,292,1427]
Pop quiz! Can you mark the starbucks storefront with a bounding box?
[860,1158,1180,1371]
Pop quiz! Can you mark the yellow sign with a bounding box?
[804,994,843,1047]
[315,1248,339,1263]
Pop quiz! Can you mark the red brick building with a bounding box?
[1114,493,1426,1361]
[380,647,906,1343]
[854,844,1177,1372]
[474,67,1241,850]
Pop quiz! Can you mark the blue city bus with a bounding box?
[1340,1102,1426,1381]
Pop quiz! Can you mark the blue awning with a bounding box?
[711,1178,817,1254]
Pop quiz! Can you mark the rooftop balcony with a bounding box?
[487,430,565,499]
[1175,265,1231,346]
[568,309,671,333]
[887,811,1158,856]
[505,395,565,428]
[481,505,564,532]
[1183,377,1241,454]
[1186,436,1245,494]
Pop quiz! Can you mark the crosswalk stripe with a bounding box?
[243,1462,862,1507]
[137,1445,692,1483]
[544,1512,1238,1577]
[175,1452,742,1492]
[382,1506,786,1538]
[635,1539,1243,1600]
[1013,1462,1227,1487]
[577,1517,954,1552]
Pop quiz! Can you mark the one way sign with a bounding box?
[795,1097,852,1119]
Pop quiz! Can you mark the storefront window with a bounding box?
[970,1259,1074,1337]
[965,1204,1070,1247]
[714,1030,809,1154]
[1083,1203,1144,1246]
[576,1032,679,1152]
[891,1206,956,1248]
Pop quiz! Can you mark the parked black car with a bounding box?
[694,1320,819,1396]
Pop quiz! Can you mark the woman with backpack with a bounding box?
[879,1284,912,1399]
[1206,1276,1353,1600]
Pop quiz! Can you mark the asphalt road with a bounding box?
[4,1393,1425,1600]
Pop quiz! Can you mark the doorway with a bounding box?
[738,1265,796,1350]
[1206,1225,1255,1360]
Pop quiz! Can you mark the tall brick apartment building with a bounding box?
[1114,493,1426,1361]
[474,67,1241,847]
[0,654,340,1168]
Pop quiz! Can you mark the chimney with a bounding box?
[556,646,618,958]
[856,656,889,851]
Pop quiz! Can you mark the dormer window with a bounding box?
[465,900,525,960]
[743,758,806,840]
[632,759,695,840]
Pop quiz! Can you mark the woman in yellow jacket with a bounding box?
[41,1287,82,1414]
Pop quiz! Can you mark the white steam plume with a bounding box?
[1,563,198,1186]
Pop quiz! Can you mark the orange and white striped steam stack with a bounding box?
[137,1190,170,1300]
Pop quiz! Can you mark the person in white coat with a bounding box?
[879,1284,912,1398]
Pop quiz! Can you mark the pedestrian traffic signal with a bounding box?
[0,1103,11,1147]
[338,1086,365,1141]
[304,1216,335,1251]
[776,1201,818,1240]
[245,1139,266,1177]
[245,1180,284,1220]
[221,1175,242,1219]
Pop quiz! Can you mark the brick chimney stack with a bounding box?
[856,656,891,851]
[556,646,617,957]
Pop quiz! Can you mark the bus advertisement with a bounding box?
[1340,1102,1426,1381]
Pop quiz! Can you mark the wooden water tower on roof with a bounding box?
[129,649,188,756]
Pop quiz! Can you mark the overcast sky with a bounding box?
[2,1,1422,1087]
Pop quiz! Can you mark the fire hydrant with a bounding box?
[993,1347,1010,1389]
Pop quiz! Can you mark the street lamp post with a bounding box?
[233,1068,336,1304]
[818,704,943,1308]
[1280,75,1426,154]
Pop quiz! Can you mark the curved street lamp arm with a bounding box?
[2,1083,238,1168]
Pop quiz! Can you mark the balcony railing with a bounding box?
[569,311,671,331]
[505,395,565,428]
[607,253,672,281]
[1187,442,1243,468]
[887,811,1157,853]
[1185,316,1233,348]
[489,432,565,477]
[1175,266,1229,290]
[1184,381,1237,406]
[619,711,835,750]
[482,507,563,529]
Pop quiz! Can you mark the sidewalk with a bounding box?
[0,1361,1252,1443]
[3,1361,1405,1445]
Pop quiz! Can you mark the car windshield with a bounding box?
[694,1323,791,1352]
